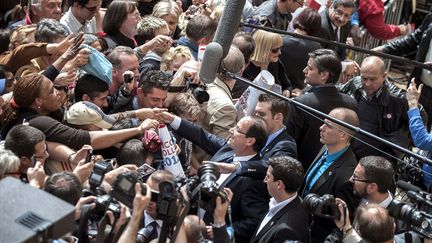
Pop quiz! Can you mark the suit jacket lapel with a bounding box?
[261,129,288,154]
[309,149,347,193]
[211,146,235,162]
[252,196,301,241]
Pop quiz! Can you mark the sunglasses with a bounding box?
[271,47,281,53]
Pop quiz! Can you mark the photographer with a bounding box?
[137,170,174,242]
[118,183,152,243]
[326,200,422,243]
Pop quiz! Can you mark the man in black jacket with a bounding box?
[250,156,308,243]
[339,56,409,161]
[301,107,360,243]
[285,49,357,170]
[319,0,355,60]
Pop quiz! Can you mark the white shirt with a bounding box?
[60,8,97,35]
[255,194,298,235]
[378,192,393,208]
[144,211,163,236]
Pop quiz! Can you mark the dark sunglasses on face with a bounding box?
[271,47,281,53]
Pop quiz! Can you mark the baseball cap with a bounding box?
[66,101,115,129]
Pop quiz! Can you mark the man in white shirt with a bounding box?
[250,156,308,243]
[60,0,100,34]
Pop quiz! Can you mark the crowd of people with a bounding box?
[0,0,432,242]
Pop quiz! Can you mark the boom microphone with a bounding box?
[199,42,223,84]
[213,0,246,58]
[397,180,423,192]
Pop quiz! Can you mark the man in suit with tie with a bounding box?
[160,113,270,242]
[250,156,308,243]
[137,170,174,242]
[302,107,360,243]
[211,93,297,179]
[286,49,358,171]
[319,0,355,60]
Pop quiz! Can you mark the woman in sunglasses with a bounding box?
[235,29,291,98]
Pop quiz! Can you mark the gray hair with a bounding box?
[0,149,20,178]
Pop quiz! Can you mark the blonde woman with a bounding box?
[152,0,183,39]
[233,30,291,97]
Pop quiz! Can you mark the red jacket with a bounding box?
[358,0,401,40]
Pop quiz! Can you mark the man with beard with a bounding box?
[350,156,394,208]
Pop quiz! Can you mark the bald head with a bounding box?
[356,204,395,243]
[329,107,359,131]
[362,56,386,73]
[360,56,387,96]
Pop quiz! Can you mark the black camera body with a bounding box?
[157,181,180,222]
[87,160,113,193]
[303,193,341,220]
[388,199,432,238]
[185,77,209,104]
[194,164,227,210]
[123,72,133,84]
[111,172,159,209]
[91,194,121,221]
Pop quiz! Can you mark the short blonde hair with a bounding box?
[251,30,282,65]
[160,46,193,71]
[152,0,182,19]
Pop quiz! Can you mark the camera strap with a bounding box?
[168,85,187,93]
[95,215,112,243]
[77,204,92,243]
[170,200,190,241]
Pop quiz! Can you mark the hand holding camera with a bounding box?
[333,198,351,233]
[123,71,136,94]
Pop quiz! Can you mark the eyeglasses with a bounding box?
[271,47,281,53]
[83,5,98,12]
[333,8,352,19]
[234,126,248,136]
[351,174,371,183]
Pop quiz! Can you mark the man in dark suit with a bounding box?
[138,170,174,242]
[301,107,360,243]
[211,93,297,179]
[250,156,308,243]
[160,113,270,242]
[319,0,355,60]
[286,49,357,171]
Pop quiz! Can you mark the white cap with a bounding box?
[66,101,115,129]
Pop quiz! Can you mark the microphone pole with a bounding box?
[224,70,432,166]
[240,23,432,72]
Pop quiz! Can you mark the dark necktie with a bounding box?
[138,221,159,242]
[334,27,339,42]
[303,154,327,196]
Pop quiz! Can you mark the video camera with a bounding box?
[111,172,159,209]
[303,194,341,220]
[390,180,432,238]
[388,199,432,238]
